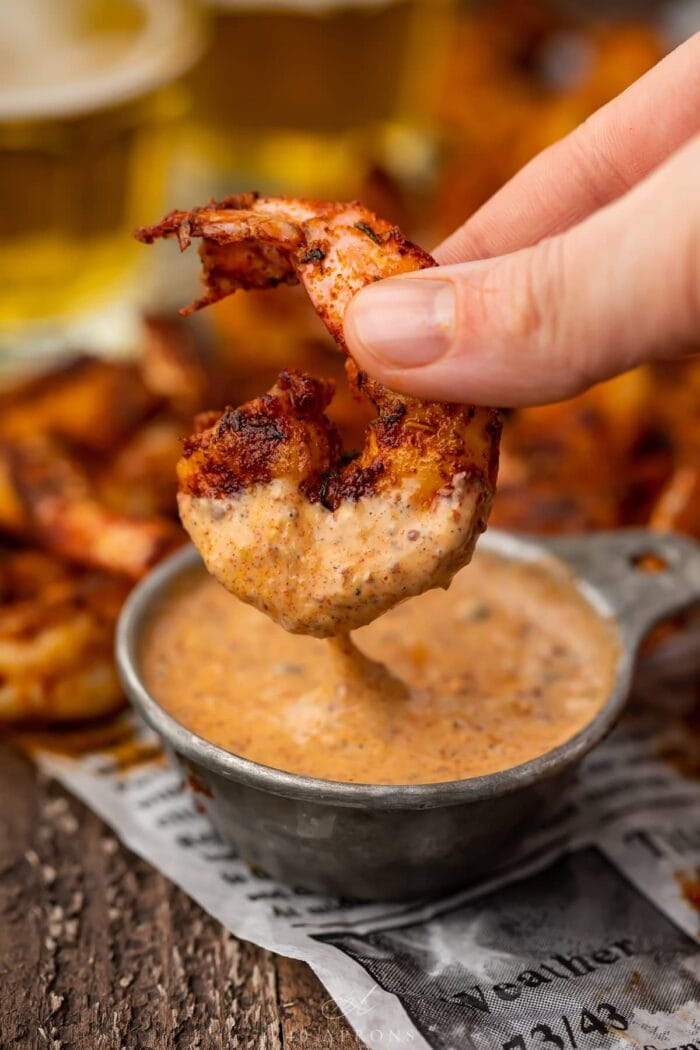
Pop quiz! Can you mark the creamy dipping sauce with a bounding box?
[142,550,620,785]
[178,473,485,637]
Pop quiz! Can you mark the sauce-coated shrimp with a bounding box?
[136,195,501,636]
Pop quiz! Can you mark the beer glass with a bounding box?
[180,0,454,202]
[0,0,202,363]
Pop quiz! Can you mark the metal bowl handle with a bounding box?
[539,528,700,646]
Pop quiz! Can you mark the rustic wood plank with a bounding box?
[277,953,366,1049]
[0,741,362,1049]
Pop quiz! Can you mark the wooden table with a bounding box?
[0,741,364,1049]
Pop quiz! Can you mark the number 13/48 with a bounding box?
[503,1002,628,1050]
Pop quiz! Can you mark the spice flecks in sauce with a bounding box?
[142,550,619,785]
[177,473,484,637]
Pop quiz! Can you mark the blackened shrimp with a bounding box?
[136,195,501,636]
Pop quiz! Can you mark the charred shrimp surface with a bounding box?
[137,195,501,636]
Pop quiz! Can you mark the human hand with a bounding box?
[344,32,700,406]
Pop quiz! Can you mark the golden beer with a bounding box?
[0,0,201,355]
[182,0,454,200]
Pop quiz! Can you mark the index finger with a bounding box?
[435,30,700,265]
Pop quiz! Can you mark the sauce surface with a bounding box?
[142,550,620,784]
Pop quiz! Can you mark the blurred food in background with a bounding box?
[0,0,698,724]
[0,320,218,722]
[493,359,700,535]
[432,2,666,237]
[0,0,202,362]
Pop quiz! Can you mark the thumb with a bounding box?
[344,134,700,406]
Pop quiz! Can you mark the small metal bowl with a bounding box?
[116,528,700,900]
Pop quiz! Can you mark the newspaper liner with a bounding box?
[35,634,700,1050]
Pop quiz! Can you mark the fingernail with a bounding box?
[346,278,455,367]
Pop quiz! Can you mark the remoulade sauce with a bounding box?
[142,550,620,785]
